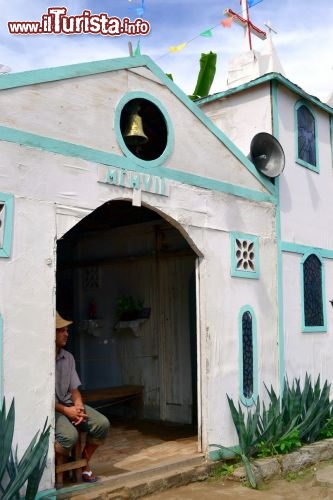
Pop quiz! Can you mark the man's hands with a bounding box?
[64,404,88,426]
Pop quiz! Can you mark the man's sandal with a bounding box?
[82,470,98,483]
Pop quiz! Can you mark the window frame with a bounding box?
[114,91,174,169]
[230,232,260,279]
[238,305,258,407]
[301,250,327,333]
[294,100,319,172]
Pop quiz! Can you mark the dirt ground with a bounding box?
[143,461,333,499]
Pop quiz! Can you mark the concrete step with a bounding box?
[55,454,210,499]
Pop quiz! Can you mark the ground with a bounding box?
[143,460,333,499]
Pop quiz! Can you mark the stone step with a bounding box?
[55,454,210,499]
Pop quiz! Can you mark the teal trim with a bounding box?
[35,479,96,498]
[281,241,333,259]
[230,232,260,279]
[0,193,14,258]
[0,315,3,402]
[0,126,275,204]
[0,56,151,90]
[238,305,258,407]
[300,251,327,333]
[208,445,240,461]
[271,79,285,395]
[0,55,275,196]
[197,72,333,116]
[159,168,274,203]
[114,91,174,168]
[294,100,319,172]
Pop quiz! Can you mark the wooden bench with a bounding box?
[81,385,144,418]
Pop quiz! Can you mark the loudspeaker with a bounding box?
[250,132,285,178]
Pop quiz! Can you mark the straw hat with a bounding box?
[56,311,73,329]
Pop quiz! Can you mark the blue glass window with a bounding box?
[297,104,316,167]
[242,311,253,399]
[303,254,323,327]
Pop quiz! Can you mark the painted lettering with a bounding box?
[129,173,141,189]
[108,169,118,184]
[100,167,168,197]
[142,174,152,191]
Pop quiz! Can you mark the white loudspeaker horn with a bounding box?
[250,132,285,178]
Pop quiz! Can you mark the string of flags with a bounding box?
[127,0,264,57]
[167,0,264,54]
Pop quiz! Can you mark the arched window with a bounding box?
[301,252,326,332]
[239,306,257,405]
[295,102,318,170]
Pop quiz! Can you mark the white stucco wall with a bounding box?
[277,85,333,386]
[278,86,333,247]
[0,136,278,487]
[200,85,273,154]
[0,194,56,487]
[200,78,333,402]
[0,69,269,194]
[0,62,279,490]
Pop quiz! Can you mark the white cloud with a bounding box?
[1,0,333,103]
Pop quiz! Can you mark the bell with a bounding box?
[124,112,148,146]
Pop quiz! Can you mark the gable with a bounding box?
[0,56,275,203]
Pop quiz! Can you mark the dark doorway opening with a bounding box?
[56,200,198,435]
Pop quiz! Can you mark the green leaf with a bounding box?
[192,52,217,99]
[0,399,15,482]
[2,424,50,500]
[241,453,257,489]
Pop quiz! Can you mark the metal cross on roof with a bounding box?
[224,0,266,51]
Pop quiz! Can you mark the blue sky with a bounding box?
[1,0,333,101]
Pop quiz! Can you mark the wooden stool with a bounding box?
[55,431,88,489]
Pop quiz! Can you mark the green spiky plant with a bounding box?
[0,398,50,500]
[211,374,333,489]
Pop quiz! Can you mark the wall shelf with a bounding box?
[114,318,148,337]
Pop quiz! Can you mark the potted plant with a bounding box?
[115,295,150,321]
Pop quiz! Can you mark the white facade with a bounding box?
[0,56,280,492]
[199,73,333,392]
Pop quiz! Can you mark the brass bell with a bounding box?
[124,112,148,146]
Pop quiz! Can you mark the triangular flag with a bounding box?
[168,42,187,53]
[200,29,213,38]
[248,0,263,7]
[221,17,233,28]
[134,40,141,56]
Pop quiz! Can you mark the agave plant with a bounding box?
[0,398,50,500]
[211,374,333,489]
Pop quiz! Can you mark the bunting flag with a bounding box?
[248,0,263,7]
[168,42,187,53]
[128,0,145,16]
[155,0,265,60]
[221,17,233,28]
[200,29,213,38]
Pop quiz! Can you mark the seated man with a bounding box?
[55,311,110,483]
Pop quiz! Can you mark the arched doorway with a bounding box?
[56,200,198,439]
